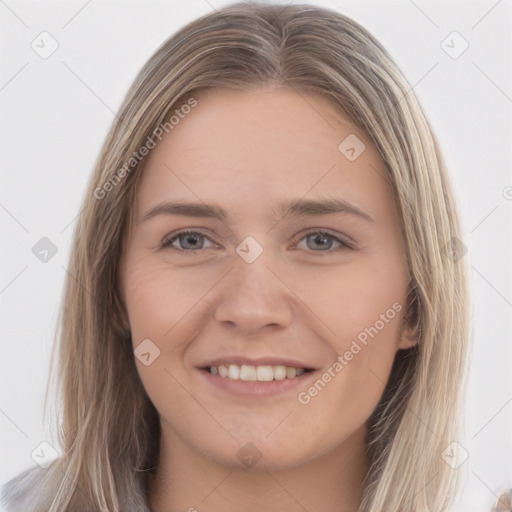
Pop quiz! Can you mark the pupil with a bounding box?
[310,234,330,250]
[183,234,200,248]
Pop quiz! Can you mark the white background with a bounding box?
[1,0,511,510]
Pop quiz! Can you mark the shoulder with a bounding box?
[1,464,153,512]
[0,465,49,512]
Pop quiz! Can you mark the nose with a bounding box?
[213,253,294,336]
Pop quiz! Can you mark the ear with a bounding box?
[398,289,421,350]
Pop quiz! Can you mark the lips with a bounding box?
[198,361,316,397]
[199,357,315,370]
[198,357,316,382]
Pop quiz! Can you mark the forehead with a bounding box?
[135,87,392,222]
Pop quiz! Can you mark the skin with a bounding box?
[119,87,418,512]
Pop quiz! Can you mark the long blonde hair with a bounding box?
[1,2,471,511]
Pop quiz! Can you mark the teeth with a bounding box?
[228,364,240,380]
[208,364,309,381]
[273,365,287,380]
[256,366,273,381]
[240,365,257,381]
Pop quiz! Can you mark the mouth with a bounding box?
[197,359,317,397]
[203,363,314,381]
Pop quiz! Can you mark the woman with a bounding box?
[1,2,471,511]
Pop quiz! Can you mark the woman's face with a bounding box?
[119,86,416,471]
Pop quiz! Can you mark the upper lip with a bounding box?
[199,356,316,370]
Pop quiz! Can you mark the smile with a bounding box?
[208,364,312,381]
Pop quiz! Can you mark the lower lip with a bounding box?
[198,368,316,397]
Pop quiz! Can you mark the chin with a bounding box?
[202,436,320,473]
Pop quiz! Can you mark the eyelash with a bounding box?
[160,229,353,254]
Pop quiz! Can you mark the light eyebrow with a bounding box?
[141,202,230,223]
[140,197,374,224]
[276,198,374,223]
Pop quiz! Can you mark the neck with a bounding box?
[149,424,368,512]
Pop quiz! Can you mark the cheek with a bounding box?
[122,256,220,395]
[292,258,406,400]
[296,351,394,447]
[123,256,208,339]
[295,280,402,434]
[292,256,407,339]
[122,259,199,411]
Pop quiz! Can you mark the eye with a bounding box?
[293,230,353,252]
[161,230,215,251]
[161,229,353,253]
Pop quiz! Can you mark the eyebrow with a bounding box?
[141,197,375,224]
